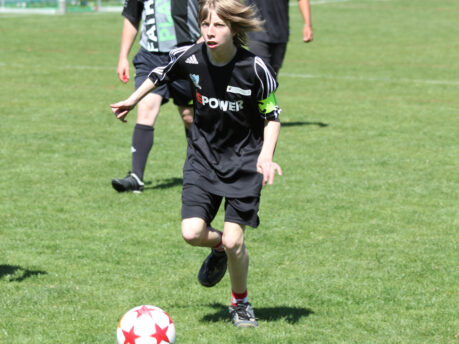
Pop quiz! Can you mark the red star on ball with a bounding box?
[151,323,171,344]
[122,325,140,344]
[164,312,173,324]
[135,305,156,318]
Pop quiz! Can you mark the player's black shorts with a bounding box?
[248,40,287,74]
[133,47,193,107]
[181,183,260,228]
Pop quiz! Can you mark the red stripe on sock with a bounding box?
[231,290,248,306]
[212,230,224,250]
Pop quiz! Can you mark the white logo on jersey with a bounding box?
[185,55,199,64]
[227,85,252,96]
[189,74,201,89]
[131,146,137,153]
[196,91,244,111]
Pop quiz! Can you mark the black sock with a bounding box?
[131,124,154,180]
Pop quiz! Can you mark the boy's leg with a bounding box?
[177,106,193,130]
[224,221,258,328]
[181,184,228,287]
[182,217,227,288]
[223,195,260,328]
[223,222,248,294]
[170,78,194,131]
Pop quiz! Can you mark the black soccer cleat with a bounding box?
[198,248,227,287]
[111,172,144,193]
[229,303,258,328]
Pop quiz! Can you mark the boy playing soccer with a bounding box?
[111,0,282,327]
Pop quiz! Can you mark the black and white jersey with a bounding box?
[246,0,289,43]
[122,0,200,52]
[149,43,281,197]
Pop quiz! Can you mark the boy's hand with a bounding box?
[110,99,136,123]
[257,160,282,186]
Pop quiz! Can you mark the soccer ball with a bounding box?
[117,305,176,344]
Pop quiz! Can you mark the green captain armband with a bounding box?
[258,93,280,120]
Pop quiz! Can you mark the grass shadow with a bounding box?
[282,121,329,127]
[144,177,183,191]
[0,265,47,282]
[201,303,314,324]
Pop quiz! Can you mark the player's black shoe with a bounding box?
[229,303,258,328]
[111,172,144,193]
[198,249,227,287]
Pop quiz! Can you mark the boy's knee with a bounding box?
[222,235,243,256]
[179,107,193,129]
[181,227,200,246]
[182,115,193,129]
[181,219,206,246]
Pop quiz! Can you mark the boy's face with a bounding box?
[200,10,234,51]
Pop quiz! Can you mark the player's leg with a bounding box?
[111,93,162,193]
[223,221,248,295]
[268,42,287,75]
[177,106,193,130]
[130,92,163,179]
[248,40,287,76]
[181,183,228,287]
[112,92,162,193]
[112,49,170,193]
[248,39,272,68]
[224,197,260,328]
[170,79,194,132]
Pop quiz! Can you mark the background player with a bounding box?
[111,0,200,193]
[246,0,313,74]
[111,0,282,328]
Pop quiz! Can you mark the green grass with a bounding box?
[0,0,458,343]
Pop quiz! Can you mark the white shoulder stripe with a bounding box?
[149,44,194,82]
[254,56,277,98]
[169,45,194,58]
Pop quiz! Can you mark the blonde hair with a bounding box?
[199,0,263,46]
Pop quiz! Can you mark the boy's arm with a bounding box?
[298,0,313,42]
[110,78,156,122]
[257,119,282,186]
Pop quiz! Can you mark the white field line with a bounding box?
[291,0,392,5]
[280,72,459,86]
[310,0,349,5]
[290,0,350,6]
[0,62,457,86]
[0,0,394,17]
[0,8,58,14]
[0,62,114,71]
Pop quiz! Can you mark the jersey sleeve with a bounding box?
[254,57,281,121]
[148,45,194,86]
[122,0,143,27]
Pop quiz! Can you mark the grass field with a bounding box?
[0,0,458,343]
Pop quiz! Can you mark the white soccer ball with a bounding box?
[117,305,176,344]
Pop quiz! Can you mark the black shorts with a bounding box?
[181,183,260,228]
[248,40,287,75]
[133,47,193,107]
